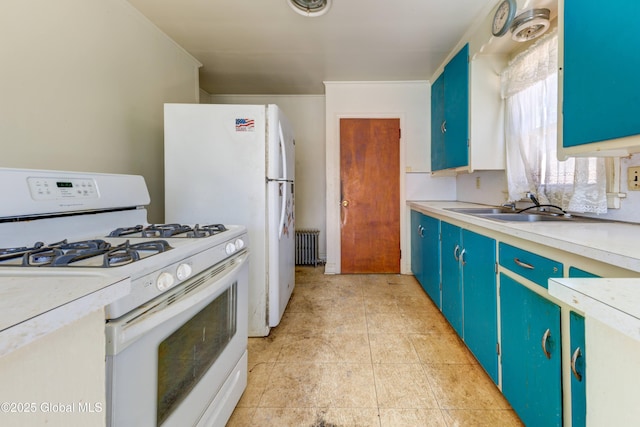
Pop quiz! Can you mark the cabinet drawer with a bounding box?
[499,243,563,289]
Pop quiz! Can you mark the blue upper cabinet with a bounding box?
[443,44,470,169]
[430,43,505,172]
[430,74,446,171]
[431,44,469,171]
[560,0,640,157]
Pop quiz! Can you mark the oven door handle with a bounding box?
[105,251,248,355]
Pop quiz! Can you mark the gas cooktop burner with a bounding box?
[107,223,227,238]
[0,239,173,268]
[103,240,173,267]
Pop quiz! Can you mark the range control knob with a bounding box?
[235,238,245,250]
[176,263,192,281]
[225,242,237,255]
[156,271,175,291]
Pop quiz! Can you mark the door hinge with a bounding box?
[496,342,500,355]
[399,128,402,139]
[495,262,498,274]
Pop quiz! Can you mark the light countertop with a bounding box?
[410,200,640,340]
[409,201,640,274]
[549,278,640,341]
[0,275,130,357]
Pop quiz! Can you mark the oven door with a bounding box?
[106,252,248,427]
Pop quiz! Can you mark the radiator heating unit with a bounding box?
[295,229,320,266]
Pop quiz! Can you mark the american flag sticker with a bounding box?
[235,118,255,132]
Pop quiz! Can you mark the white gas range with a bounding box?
[0,168,249,427]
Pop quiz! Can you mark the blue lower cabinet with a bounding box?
[568,266,599,279]
[500,273,562,426]
[441,222,463,336]
[461,230,498,384]
[568,266,594,427]
[410,210,424,284]
[420,215,441,308]
[570,311,586,427]
[441,223,498,383]
[410,211,441,307]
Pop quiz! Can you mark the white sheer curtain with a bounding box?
[501,30,607,214]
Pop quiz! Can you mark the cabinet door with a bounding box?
[569,311,586,427]
[443,43,469,169]
[441,222,462,336]
[563,1,640,147]
[567,266,594,427]
[430,73,446,171]
[500,274,562,427]
[462,230,498,384]
[420,215,441,308]
[410,210,424,284]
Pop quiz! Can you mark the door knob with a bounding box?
[341,200,349,207]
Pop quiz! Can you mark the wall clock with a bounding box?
[492,0,517,37]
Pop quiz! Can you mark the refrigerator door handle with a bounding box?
[278,183,286,240]
[278,122,288,181]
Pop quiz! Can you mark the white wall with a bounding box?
[324,81,456,274]
[457,170,508,206]
[598,154,640,223]
[0,0,201,222]
[211,94,327,259]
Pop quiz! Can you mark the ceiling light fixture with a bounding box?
[288,0,332,17]
[511,8,551,42]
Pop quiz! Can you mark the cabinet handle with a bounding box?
[459,248,466,266]
[514,258,535,270]
[571,347,583,382]
[453,244,460,261]
[441,120,447,134]
[418,225,424,238]
[541,329,552,359]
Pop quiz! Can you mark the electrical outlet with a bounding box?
[628,166,640,190]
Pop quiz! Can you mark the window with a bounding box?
[501,30,608,214]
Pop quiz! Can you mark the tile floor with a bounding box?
[227,267,523,427]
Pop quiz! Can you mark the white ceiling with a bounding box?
[126,0,499,95]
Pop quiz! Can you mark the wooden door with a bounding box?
[340,118,400,273]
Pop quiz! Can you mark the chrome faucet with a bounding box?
[501,201,516,211]
[526,192,541,208]
[518,192,569,216]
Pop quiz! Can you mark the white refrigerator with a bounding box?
[164,103,295,337]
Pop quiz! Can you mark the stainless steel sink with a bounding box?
[477,213,574,222]
[445,207,517,215]
[445,206,595,222]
